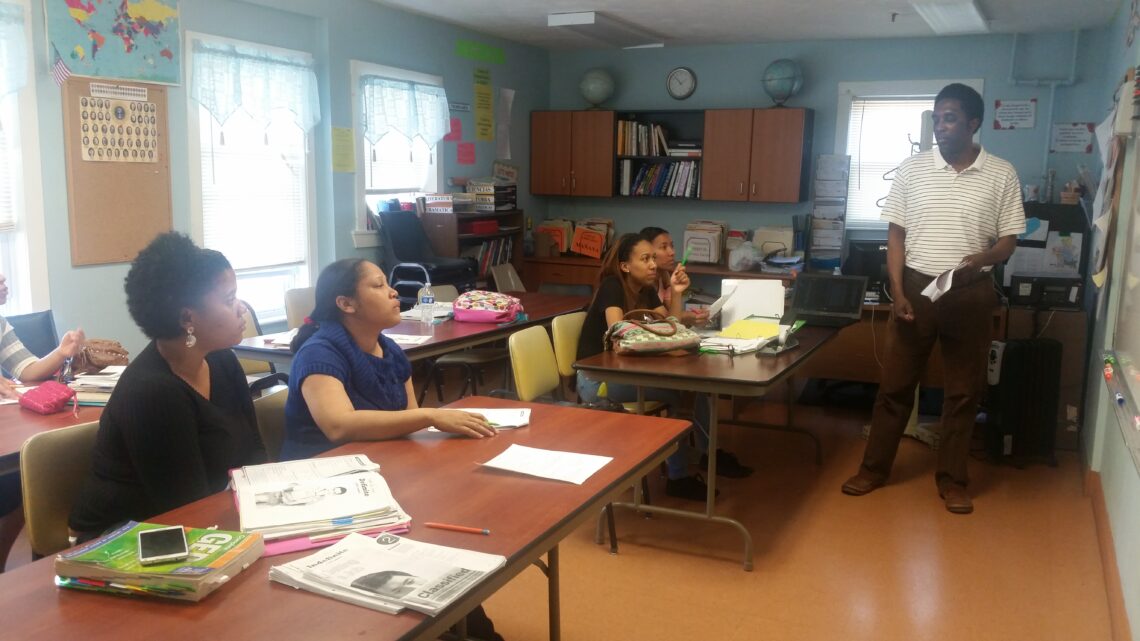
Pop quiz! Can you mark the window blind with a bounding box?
[845,97,934,228]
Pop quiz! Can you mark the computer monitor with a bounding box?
[842,240,889,296]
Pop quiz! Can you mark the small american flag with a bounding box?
[50,46,71,87]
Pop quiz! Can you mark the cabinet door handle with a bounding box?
[738,182,744,195]
[751,183,756,195]
[571,176,576,191]
[561,177,566,188]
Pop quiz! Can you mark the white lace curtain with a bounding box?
[190,38,320,132]
[360,75,450,145]
[0,2,27,98]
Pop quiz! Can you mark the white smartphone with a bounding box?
[137,525,190,565]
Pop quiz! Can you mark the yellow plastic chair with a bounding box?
[20,420,100,558]
[253,388,288,462]
[489,263,526,293]
[550,311,666,415]
[507,325,563,402]
[284,287,315,330]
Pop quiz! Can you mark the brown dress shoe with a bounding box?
[939,484,974,514]
[841,473,884,496]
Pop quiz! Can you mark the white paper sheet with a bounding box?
[480,444,611,485]
[385,334,432,345]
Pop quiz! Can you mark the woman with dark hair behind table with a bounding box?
[69,233,265,540]
[280,259,495,461]
[575,233,752,502]
[639,226,708,328]
[282,258,502,641]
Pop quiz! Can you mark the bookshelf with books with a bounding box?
[614,110,704,199]
[421,208,524,285]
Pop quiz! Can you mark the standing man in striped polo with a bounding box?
[841,83,1025,514]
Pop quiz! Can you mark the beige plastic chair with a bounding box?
[490,263,526,293]
[416,284,509,404]
[239,301,288,393]
[253,388,288,462]
[550,311,666,415]
[20,420,100,558]
[284,287,315,330]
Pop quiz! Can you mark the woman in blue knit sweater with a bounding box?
[280,259,496,461]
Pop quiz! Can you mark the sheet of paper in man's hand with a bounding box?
[921,262,993,302]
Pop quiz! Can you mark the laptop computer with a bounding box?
[780,273,867,328]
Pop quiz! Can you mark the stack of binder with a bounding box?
[809,155,850,271]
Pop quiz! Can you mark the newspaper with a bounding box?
[269,532,505,616]
[231,456,410,540]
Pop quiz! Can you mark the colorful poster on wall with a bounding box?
[1050,122,1095,153]
[46,0,181,85]
[474,68,493,142]
[993,98,1036,130]
[457,142,476,165]
[444,117,462,141]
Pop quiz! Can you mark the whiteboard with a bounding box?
[1112,136,1140,408]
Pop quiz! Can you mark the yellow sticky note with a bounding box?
[719,319,780,340]
[331,127,355,173]
[1092,269,1107,288]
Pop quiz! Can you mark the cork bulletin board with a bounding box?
[61,76,172,265]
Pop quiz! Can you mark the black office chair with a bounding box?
[6,310,59,359]
[372,211,476,301]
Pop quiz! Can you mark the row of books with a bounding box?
[619,159,701,198]
[615,119,703,157]
[459,236,513,279]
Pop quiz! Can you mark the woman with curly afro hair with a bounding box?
[69,232,266,540]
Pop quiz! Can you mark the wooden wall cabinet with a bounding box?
[701,108,813,203]
[530,110,614,197]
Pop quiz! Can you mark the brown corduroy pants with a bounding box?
[858,266,996,490]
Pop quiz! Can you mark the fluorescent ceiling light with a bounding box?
[910,0,989,35]
[547,11,664,49]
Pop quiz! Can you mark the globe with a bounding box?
[762,59,804,106]
[579,68,615,107]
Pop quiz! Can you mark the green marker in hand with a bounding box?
[680,244,693,266]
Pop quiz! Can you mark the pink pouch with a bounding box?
[19,380,78,415]
[452,290,524,324]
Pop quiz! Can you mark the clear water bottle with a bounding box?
[419,282,435,325]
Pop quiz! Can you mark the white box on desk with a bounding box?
[682,230,722,264]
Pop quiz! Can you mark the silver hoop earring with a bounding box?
[185,327,197,348]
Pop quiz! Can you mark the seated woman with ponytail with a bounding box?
[280,259,497,461]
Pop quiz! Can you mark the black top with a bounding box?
[69,342,265,535]
[576,276,661,361]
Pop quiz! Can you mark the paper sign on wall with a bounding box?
[1050,122,1095,153]
[993,99,1036,130]
[457,142,476,165]
[444,117,462,141]
[474,68,494,142]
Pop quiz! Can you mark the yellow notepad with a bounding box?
[719,318,781,340]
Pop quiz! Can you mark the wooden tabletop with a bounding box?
[0,396,689,641]
[235,291,590,365]
[0,403,104,474]
[573,326,838,397]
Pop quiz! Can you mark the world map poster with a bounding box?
[46,0,180,85]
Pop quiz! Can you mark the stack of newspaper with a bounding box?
[54,521,264,602]
[269,532,505,615]
[230,455,412,556]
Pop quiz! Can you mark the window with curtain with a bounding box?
[835,79,983,230]
[353,61,449,228]
[0,0,40,315]
[188,34,320,323]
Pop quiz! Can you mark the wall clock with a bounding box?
[666,67,697,100]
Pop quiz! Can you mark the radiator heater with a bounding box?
[984,339,1061,466]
